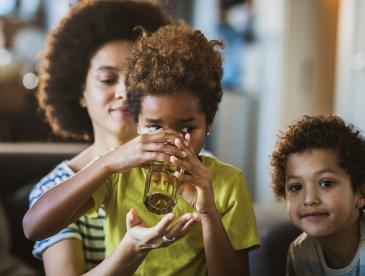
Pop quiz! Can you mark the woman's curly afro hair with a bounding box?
[125,23,223,125]
[37,0,171,141]
[271,115,365,200]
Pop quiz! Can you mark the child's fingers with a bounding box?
[170,155,199,177]
[142,129,184,145]
[185,133,193,148]
[174,170,196,184]
[141,142,186,159]
[174,134,195,156]
[174,137,189,151]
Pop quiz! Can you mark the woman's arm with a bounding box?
[28,159,89,276]
[41,207,198,276]
[23,129,187,241]
[23,156,110,241]
[43,239,85,276]
[84,208,199,275]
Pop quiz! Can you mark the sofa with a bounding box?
[0,142,301,275]
[0,143,87,275]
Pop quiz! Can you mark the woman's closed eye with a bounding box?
[100,77,117,85]
[98,73,118,85]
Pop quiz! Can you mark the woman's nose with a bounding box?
[115,81,127,99]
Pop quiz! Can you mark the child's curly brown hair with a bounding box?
[271,115,365,199]
[37,0,171,141]
[125,23,223,125]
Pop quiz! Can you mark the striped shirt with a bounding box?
[29,162,105,272]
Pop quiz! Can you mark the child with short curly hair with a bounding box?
[24,23,260,275]
[271,115,365,275]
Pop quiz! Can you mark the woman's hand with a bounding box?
[125,208,199,250]
[106,129,187,173]
[84,208,199,275]
[170,133,217,215]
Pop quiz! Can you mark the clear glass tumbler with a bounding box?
[143,161,183,214]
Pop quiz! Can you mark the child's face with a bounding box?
[285,148,365,239]
[137,91,209,155]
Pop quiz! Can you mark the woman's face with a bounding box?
[81,40,137,143]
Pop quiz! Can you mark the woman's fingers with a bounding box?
[161,213,200,246]
[126,210,199,249]
[126,208,143,230]
[151,213,175,237]
[164,213,192,238]
[179,213,200,233]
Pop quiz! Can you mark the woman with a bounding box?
[28,1,198,275]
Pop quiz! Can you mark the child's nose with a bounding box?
[303,185,320,206]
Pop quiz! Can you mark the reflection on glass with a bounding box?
[144,161,183,215]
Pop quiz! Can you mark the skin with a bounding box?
[23,90,248,275]
[79,40,137,151]
[85,208,198,275]
[44,40,136,276]
[37,41,198,275]
[138,92,250,276]
[285,148,365,269]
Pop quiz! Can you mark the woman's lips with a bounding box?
[110,106,130,116]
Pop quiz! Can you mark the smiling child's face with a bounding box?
[285,148,365,240]
[137,91,209,155]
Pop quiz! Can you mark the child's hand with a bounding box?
[170,133,217,215]
[125,208,199,249]
[106,129,187,173]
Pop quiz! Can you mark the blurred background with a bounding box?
[0,0,364,209]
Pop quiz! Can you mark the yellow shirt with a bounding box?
[91,155,260,276]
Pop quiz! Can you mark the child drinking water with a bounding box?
[271,115,365,275]
[24,23,260,275]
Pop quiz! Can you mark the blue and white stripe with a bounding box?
[29,162,105,271]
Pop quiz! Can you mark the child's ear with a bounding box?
[206,125,212,136]
[355,191,365,209]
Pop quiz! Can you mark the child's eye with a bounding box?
[319,179,334,188]
[287,183,302,192]
[147,125,161,132]
[180,127,191,134]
